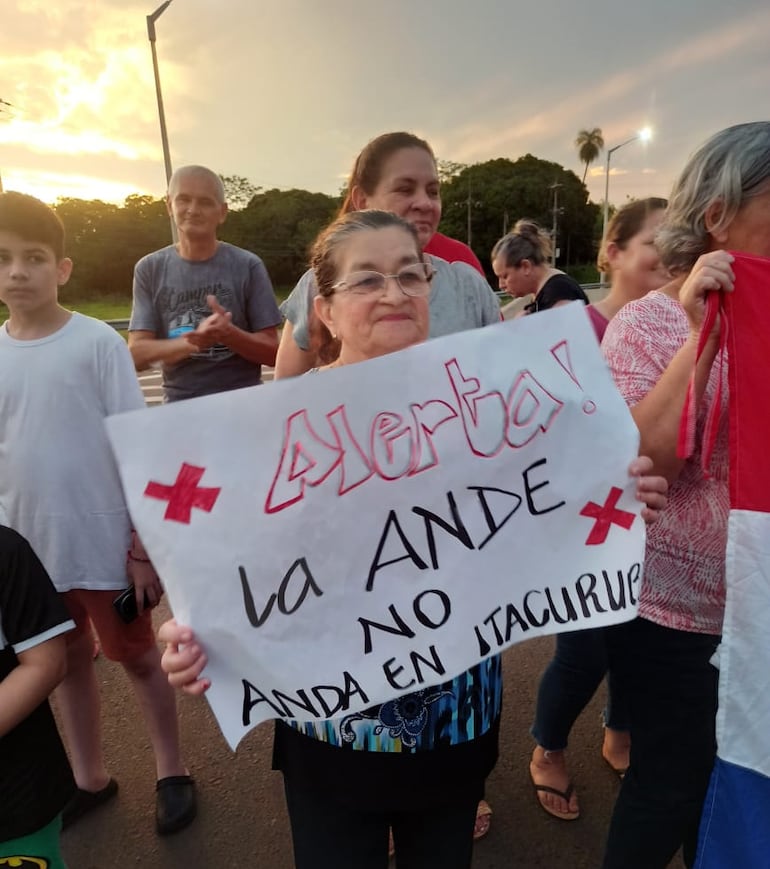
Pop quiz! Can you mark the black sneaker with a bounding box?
[62,778,119,829]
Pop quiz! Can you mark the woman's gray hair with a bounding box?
[657,122,770,274]
[167,165,226,204]
[311,209,421,299]
[308,210,422,364]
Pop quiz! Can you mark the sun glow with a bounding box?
[0,6,184,203]
[1,118,144,161]
[2,168,150,205]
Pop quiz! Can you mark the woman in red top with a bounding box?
[275,132,496,380]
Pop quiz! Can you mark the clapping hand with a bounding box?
[186,295,234,350]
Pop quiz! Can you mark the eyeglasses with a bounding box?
[331,262,435,297]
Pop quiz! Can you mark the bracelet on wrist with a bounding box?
[127,550,151,564]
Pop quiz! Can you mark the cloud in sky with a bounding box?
[441,4,770,198]
[7,167,143,203]
[1,0,769,209]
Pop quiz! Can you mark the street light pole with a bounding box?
[0,98,15,194]
[550,182,562,267]
[600,128,651,283]
[466,175,472,247]
[147,1,176,241]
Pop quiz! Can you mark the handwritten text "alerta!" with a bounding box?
[265,357,567,514]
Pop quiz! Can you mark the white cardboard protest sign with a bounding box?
[107,304,644,750]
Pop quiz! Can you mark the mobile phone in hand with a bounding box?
[112,586,150,624]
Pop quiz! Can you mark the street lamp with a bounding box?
[601,127,652,282]
[147,1,176,240]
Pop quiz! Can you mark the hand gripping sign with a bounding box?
[107,304,645,750]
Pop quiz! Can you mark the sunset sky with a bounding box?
[2,0,769,209]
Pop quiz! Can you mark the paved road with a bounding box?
[138,368,274,406]
[59,602,685,869]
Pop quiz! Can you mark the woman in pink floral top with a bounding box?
[600,121,770,869]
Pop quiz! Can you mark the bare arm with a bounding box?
[128,330,195,371]
[128,255,194,370]
[0,634,67,737]
[629,336,717,482]
[184,295,278,367]
[126,532,163,615]
[274,320,317,379]
[628,251,734,483]
[196,323,278,367]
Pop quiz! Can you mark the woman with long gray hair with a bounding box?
[600,121,770,869]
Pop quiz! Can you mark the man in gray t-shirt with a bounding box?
[129,165,282,402]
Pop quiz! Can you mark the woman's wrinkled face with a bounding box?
[715,181,770,259]
[610,209,669,295]
[358,148,441,248]
[315,226,430,365]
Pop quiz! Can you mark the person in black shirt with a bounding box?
[491,219,589,314]
[0,526,75,868]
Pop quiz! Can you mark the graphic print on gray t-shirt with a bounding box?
[131,242,282,401]
[166,280,236,361]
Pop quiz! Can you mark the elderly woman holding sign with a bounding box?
[159,210,668,869]
[600,121,770,869]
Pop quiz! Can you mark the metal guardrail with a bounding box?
[494,281,604,301]
[105,284,607,331]
[115,282,603,406]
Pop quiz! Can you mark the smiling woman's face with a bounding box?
[357,147,441,248]
[314,225,430,365]
[609,208,669,295]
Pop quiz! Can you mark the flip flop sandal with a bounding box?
[532,782,580,821]
[388,800,493,856]
[473,800,493,840]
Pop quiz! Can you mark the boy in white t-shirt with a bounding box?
[0,192,196,836]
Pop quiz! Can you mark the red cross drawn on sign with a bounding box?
[579,486,636,545]
[144,463,221,524]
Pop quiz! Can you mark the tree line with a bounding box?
[53,153,601,303]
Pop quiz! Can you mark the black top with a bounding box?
[0,527,75,840]
[272,654,503,813]
[524,273,589,315]
[273,716,499,812]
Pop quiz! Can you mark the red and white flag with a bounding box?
[696,253,770,866]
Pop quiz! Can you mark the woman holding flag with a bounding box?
[600,121,770,869]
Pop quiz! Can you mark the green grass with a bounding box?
[67,298,133,321]
[63,286,293,324]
